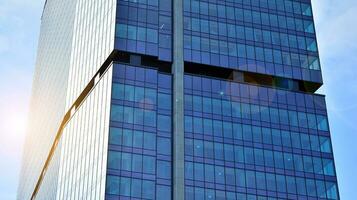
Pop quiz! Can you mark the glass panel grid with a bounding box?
[106,64,172,200]
[183,0,322,83]
[184,74,338,200]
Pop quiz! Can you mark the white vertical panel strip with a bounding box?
[100,66,110,199]
[65,0,116,110]
[56,66,113,200]
[92,71,100,199]
[94,72,102,199]
[17,0,78,198]
[20,0,116,197]
[35,141,62,200]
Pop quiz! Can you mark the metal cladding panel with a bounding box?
[19,0,117,198]
[17,0,77,198]
[35,141,62,200]
[65,0,116,109]
[56,67,113,200]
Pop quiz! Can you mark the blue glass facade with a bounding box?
[115,0,173,61]
[183,74,338,199]
[106,1,175,199]
[106,64,172,200]
[183,0,322,83]
[20,0,339,199]
[106,0,339,200]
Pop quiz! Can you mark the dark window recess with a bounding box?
[244,72,273,86]
[299,81,321,93]
[115,51,130,64]
[130,54,141,66]
[184,62,321,93]
[113,50,172,73]
[141,55,171,73]
[184,62,234,80]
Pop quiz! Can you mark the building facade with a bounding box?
[19,0,339,199]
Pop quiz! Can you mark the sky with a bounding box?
[312,0,357,199]
[0,0,356,199]
[0,0,44,199]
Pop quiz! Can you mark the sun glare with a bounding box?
[7,113,28,135]
[0,107,28,154]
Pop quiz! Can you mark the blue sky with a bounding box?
[0,0,356,199]
[0,0,44,199]
[313,0,357,199]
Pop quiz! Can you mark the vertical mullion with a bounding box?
[172,0,185,199]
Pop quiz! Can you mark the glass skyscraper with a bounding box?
[18,0,339,199]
